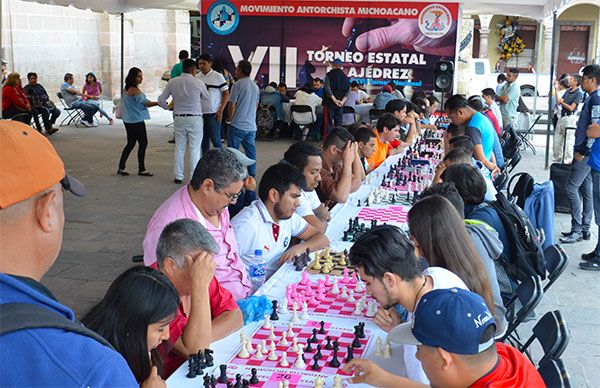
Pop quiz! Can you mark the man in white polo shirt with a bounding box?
[283,141,331,233]
[197,54,229,154]
[158,59,209,184]
[232,163,329,278]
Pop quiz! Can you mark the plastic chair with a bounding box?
[369,109,385,126]
[516,113,542,154]
[493,170,509,191]
[505,149,522,173]
[520,310,569,365]
[538,359,571,388]
[57,92,84,127]
[342,106,356,125]
[291,104,316,141]
[502,275,544,343]
[543,245,568,293]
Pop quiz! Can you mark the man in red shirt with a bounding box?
[152,218,243,376]
[343,288,545,387]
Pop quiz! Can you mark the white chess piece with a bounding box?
[254,343,264,359]
[245,338,254,354]
[340,285,348,298]
[261,339,269,354]
[287,323,295,338]
[374,337,383,356]
[355,282,364,293]
[353,302,363,315]
[331,277,340,294]
[279,351,289,366]
[314,376,324,388]
[268,345,278,361]
[333,374,343,388]
[239,330,247,343]
[293,354,306,369]
[279,331,289,346]
[278,382,283,388]
[283,381,289,388]
[237,340,249,358]
[263,314,271,329]
[348,289,355,302]
[383,342,391,358]
[291,337,299,352]
[268,326,276,340]
[270,340,277,351]
[300,302,309,320]
[290,304,299,323]
[279,296,289,313]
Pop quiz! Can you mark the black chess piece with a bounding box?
[227,382,233,388]
[210,375,217,388]
[318,321,326,334]
[311,355,320,370]
[346,346,354,362]
[203,374,210,387]
[270,300,279,321]
[204,349,213,367]
[242,379,250,388]
[325,336,333,350]
[187,357,197,378]
[333,340,339,350]
[310,328,319,343]
[315,344,322,360]
[351,327,361,348]
[249,368,259,384]
[234,374,242,388]
[357,199,361,207]
[342,231,349,241]
[329,347,341,368]
[217,364,228,383]
[305,339,313,352]
[358,322,366,339]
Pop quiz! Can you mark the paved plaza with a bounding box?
[42,104,599,387]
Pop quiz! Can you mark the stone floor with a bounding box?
[39,104,599,387]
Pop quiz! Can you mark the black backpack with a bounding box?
[489,192,546,282]
[507,172,535,209]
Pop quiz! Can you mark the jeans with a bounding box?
[86,99,113,121]
[592,170,600,255]
[565,156,593,233]
[71,100,99,123]
[324,105,343,135]
[31,106,61,131]
[202,113,223,153]
[227,125,256,177]
[119,121,148,172]
[174,116,203,180]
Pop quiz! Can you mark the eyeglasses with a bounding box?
[223,189,242,201]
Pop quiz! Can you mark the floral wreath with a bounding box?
[497,16,526,61]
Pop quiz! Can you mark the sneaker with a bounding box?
[559,232,583,244]
[561,230,573,237]
[91,121,98,127]
[168,139,176,144]
[173,179,183,184]
[45,128,59,136]
[583,230,591,240]
[579,259,600,271]
[81,121,93,127]
[117,169,130,176]
[581,251,597,261]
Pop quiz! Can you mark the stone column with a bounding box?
[542,17,554,75]
[478,14,494,58]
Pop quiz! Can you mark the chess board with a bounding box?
[305,251,355,276]
[224,320,372,387]
[357,205,409,224]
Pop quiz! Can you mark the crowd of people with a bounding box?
[2,56,600,387]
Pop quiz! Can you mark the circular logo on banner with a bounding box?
[207,1,239,35]
[418,4,452,39]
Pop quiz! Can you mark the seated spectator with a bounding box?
[441,164,515,295]
[60,73,99,127]
[82,72,113,124]
[232,163,329,278]
[293,82,323,140]
[316,127,362,208]
[348,225,469,383]
[350,124,377,174]
[481,88,503,135]
[152,219,243,376]
[23,72,60,135]
[367,113,401,170]
[445,95,499,176]
[227,147,258,218]
[82,266,178,384]
[284,142,330,233]
[143,148,252,300]
[277,82,291,102]
[386,99,416,144]
[434,148,497,201]
[312,78,324,98]
[405,102,423,136]
[2,73,33,125]
[387,81,405,100]
[412,97,436,131]
[409,192,507,337]
[373,84,397,110]
[468,96,505,168]
[0,122,137,386]
[348,81,371,103]
[260,82,284,122]
[343,289,544,387]
[427,94,440,115]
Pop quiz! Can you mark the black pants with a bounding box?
[119,122,148,172]
[2,105,32,124]
[31,106,61,131]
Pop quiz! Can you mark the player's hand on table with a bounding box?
[141,366,166,388]
[187,251,216,290]
[314,203,331,222]
[343,358,395,386]
[374,307,402,333]
[279,244,307,265]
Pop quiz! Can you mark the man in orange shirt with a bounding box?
[367,113,401,170]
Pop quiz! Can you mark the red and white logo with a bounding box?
[418,4,452,39]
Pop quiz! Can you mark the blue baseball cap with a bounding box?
[389,288,496,355]
[333,59,343,66]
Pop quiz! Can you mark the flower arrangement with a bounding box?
[497,16,526,61]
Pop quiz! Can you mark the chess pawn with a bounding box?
[300,302,309,320]
[300,271,309,285]
[324,274,331,287]
[253,343,264,359]
[245,338,254,354]
[239,330,247,343]
[263,314,271,329]
[238,340,250,358]
[312,257,322,271]
[314,376,324,388]
[291,337,299,352]
[331,278,340,294]
[294,354,306,369]
[279,331,289,346]
[324,247,330,258]
[268,327,276,340]
[339,254,346,266]
[374,337,383,356]
[279,297,289,314]
[383,342,391,358]
[279,351,290,367]
[268,345,278,361]
[340,285,348,298]
[348,290,355,302]
[287,323,295,338]
[350,271,358,284]
[261,339,269,354]
[290,303,299,323]
[333,374,343,388]
[355,281,364,293]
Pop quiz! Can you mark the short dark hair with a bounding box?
[582,64,600,84]
[449,135,474,154]
[446,124,466,138]
[376,113,400,133]
[412,98,427,115]
[441,164,486,206]
[353,127,376,144]
[508,68,519,75]
[350,81,359,88]
[467,96,485,112]
[237,60,252,77]
[182,59,198,73]
[497,74,507,83]
[64,73,73,82]
[411,90,427,103]
[418,182,465,216]
[323,127,355,150]
[197,53,213,63]
[178,50,189,60]
[27,72,37,80]
[278,82,287,89]
[258,163,305,203]
[385,99,406,114]
[268,81,278,89]
[427,95,440,105]
[444,148,472,166]
[481,88,496,98]
[283,141,321,173]
[445,94,470,113]
[349,225,421,281]
[313,77,322,83]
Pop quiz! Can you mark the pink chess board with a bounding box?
[357,205,409,224]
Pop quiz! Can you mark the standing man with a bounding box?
[159,59,209,184]
[323,59,350,134]
[197,54,229,154]
[0,122,138,386]
[227,60,260,177]
[170,50,189,79]
[553,73,582,162]
[496,68,520,129]
[23,72,60,135]
[60,73,99,127]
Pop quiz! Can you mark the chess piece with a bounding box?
[358,322,366,339]
[353,302,363,315]
[309,328,319,343]
[204,349,214,367]
[279,297,289,314]
[315,344,322,360]
[332,375,343,388]
[271,300,279,321]
[245,338,254,354]
[287,323,295,338]
[331,277,340,294]
[318,321,326,334]
[268,327,276,340]
[339,254,346,266]
[346,345,354,362]
[234,374,242,388]
[383,342,391,358]
[314,376,324,388]
[347,290,355,302]
[324,275,331,287]
[305,339,313,352]
[186,357,197,378]
[374,337,383,356]
[279,351,289,366]
[217,364,228,383]
[300,271,309,285]
[263,314,271,329]
[329,346,340,367]
[253,343,264,359]
[291,337,299,352]
[261,339,268,354]
[249,368,259,384]
[290,303,299,323]
[311,355,320,371]
[312,257,322,271]
[279,331,289,346]
[237,341,249,358]
[294,353,306,369]
[342,268,350,283]
[351,327,361,348]
[268,345,278,361]
[300,302,309,320]
[325,336,333,350]
[355,281,363,293]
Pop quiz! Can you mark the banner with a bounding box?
[200,0,459,91]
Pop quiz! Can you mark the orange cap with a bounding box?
[0,121,86,209]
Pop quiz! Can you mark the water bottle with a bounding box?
[248,249,266,292]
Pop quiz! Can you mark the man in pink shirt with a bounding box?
[143,148,252,300]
